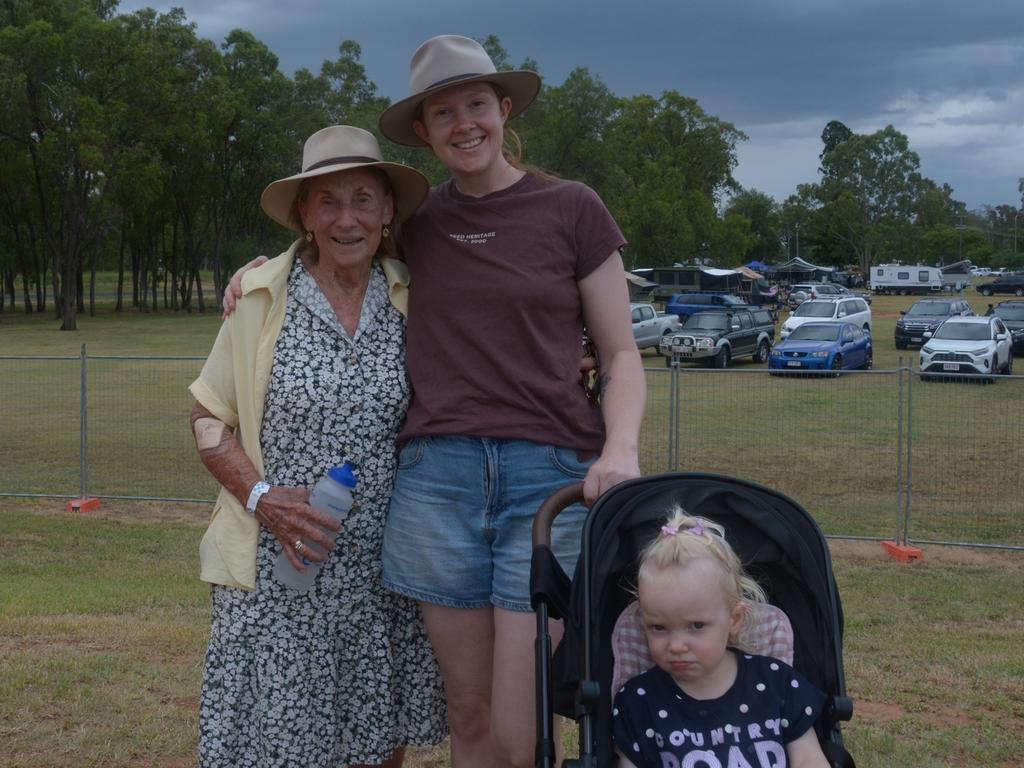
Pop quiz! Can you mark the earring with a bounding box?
[304,230,314,243]
[382,224,391,239]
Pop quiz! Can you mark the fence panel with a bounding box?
[2,353,1022,549]
[85,356,219,501]
[640,367,674,474]
[0,356,82,498]
[904,371,1024,548]
[667,367,904,541]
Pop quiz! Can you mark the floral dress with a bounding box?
[198,257,447,767]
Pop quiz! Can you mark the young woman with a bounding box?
[377,35,646,768]
[224,37,645,767]
[613,511,829,768]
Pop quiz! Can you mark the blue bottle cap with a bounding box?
[327,463,357,488]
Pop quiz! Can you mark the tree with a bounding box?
[819,120,853,172]
[812,125,926,274]
[518,67,616,190]
[602,91,746,266]
[723,188,783,262]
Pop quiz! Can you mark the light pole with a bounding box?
[1015,211,1020,254]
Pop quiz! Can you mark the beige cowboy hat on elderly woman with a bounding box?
[260,125,429,231]
[379,35,542,147]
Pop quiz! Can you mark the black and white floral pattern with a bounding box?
[199,257,447,767]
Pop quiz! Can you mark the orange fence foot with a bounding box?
[881,540,923,562]
[66,497,101,513]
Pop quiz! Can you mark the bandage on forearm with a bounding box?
[194,417,230,451]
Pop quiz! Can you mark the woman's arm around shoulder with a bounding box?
[579,251,645,505]
[222,255,269,317]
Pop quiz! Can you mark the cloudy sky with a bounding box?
[118,0,1023,211]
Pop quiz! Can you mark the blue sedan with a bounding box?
[769,322,872,375]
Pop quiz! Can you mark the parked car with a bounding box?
[919,315,1013,381]
[988,300,1024,351]
[665,292,749,321]
[630,303,681,350]
[894,298,974,349]
[785,283,824,308]
[807,282,873,304]
[768,322,872,375]
[659,307,776,368]
[977,273,1024,297]
[779,298,872,339]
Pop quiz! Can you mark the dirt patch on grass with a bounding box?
[855,696,1024,734]
[828,538,1024,570]
[2,496,209,527]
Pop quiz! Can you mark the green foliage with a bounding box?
[1,5,1018,318]
[724,188,784,262]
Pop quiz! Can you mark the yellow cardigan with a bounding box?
[188,241,410,590]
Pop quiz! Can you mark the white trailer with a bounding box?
[869,264,944,295]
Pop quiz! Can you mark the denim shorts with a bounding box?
[381,436,595,612]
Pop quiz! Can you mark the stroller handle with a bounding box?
[532,482,585,548]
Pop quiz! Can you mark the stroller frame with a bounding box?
[530,472,855,768]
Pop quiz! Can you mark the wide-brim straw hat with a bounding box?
[379,35,541,147]
[260,125,429,231]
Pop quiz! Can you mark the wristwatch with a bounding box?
[245,480,271,516]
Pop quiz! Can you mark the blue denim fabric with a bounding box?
[382,436,594,612]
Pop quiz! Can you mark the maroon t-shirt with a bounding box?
[398,173,626,453]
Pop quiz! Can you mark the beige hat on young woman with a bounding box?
[379,35,542,147]
[260,125,429,231]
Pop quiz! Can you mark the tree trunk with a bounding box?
[59,249,77,331]
[116,219,125,312]
[88,243,97,316]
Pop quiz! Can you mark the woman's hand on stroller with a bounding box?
[582,446,640,506]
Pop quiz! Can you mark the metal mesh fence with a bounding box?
[902,370,1024,547]
[85,356,219,501]
[1,354,1022,549]
[663,368,905,542]
[0,356,82,498]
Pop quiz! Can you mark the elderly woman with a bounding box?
[188,126,446,768]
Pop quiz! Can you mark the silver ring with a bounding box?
[294,539,304,553]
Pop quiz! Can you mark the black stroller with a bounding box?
[530,472,855,767]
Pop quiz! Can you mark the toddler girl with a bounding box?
[613,509,830,768]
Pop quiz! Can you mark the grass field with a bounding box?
[7,283,1021,546]
[2,281,1023,765]
[0,499,1021,767]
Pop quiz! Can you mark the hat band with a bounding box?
[304,155,379,173]
[425,71,487,91]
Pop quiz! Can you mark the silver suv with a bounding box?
[788,282,871,307]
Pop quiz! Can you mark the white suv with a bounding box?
[780,298,872,339]
[919,316,1013,379]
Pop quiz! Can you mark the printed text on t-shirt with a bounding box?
[448,231,496,245]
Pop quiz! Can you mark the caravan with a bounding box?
[869,264,943,295]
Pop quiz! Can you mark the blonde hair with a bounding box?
[638,507,767,651]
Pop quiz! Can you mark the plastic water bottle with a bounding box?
[273,463,357,591]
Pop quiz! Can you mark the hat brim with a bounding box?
[260,160,430,232]
[379,70,541,147]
